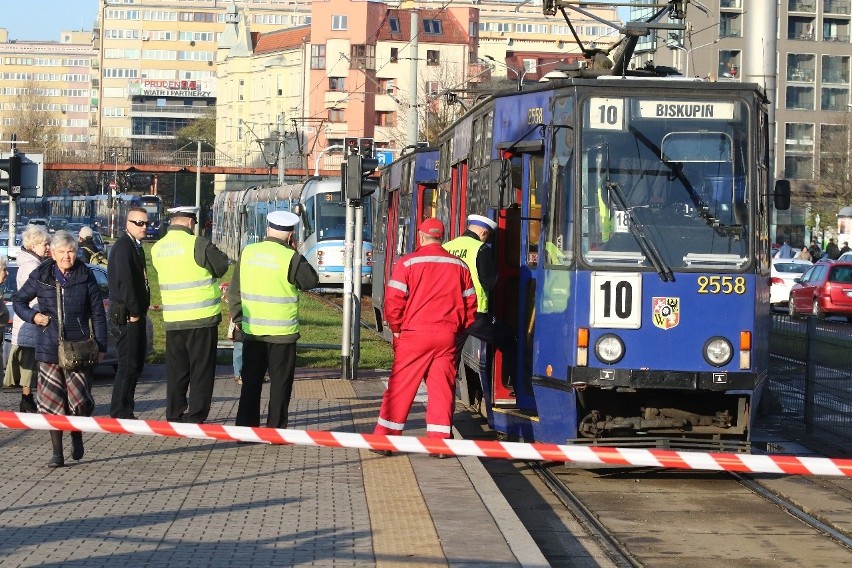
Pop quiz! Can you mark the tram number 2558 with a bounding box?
[590,273,642,329]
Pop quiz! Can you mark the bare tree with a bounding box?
[3,80,63,153]
[810,115,852,232]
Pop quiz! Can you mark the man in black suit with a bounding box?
[107,206,151,419]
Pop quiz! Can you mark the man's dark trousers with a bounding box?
[165,326,218,423]
[235,340,297,428]
[109,318,147,418]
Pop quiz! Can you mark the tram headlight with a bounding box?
[703,337,733,367]
[595,334,625,365]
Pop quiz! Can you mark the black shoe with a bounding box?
[70,432,84,461]
[430,453,450,459]
[370,449,392,457]
[20,395,37,414]
[48,453,65,468]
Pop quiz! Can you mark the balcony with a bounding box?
[788,0,816,12]
[825,0,851,15]
[788,68,815,81]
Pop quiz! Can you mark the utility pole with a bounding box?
[407,9,419,146]
[195,139,203,236]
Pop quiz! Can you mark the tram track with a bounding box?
[521,460,852,567]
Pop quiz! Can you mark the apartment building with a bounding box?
[630,0,852,243]
[0,29,95,147]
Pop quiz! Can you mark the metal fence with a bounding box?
[769,314,852,444]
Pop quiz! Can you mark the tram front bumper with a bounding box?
[569,367,759,391]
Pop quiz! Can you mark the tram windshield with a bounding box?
[577,97,751,272]
[314,192,373,243]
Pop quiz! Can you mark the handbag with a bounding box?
[55,282,99,371]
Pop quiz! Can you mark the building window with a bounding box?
[376,111,396,127]
[822,55,850,85]
[787,53,815,82]
[423,20,442,35]
[331,15,347,31]
[328,109,345,122]
[390,48,399,63]
[426,50,440,65]
[718,50,740,79]
[785,123,814,153]
[379,78,395,95]
[719,13,741,37]
[329,77,345,92]
[788,17,816,40]
[426,81,440,96]
[823,18,850,42]
[351,44,376,71]
[821,87,849,111]
[311,45,326,69]
[786,85,815,110]
[389,17,400,33]
[784,155,813,179]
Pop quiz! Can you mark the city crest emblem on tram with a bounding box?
[651,297,680,330]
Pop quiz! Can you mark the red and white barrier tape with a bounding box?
[1,411,850,476]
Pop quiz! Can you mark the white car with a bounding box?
[770,258,812,306]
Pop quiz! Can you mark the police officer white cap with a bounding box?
[468,214,497,231]
[268,210,300,231]
[168,206,199,220]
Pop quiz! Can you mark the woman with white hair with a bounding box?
[2,224,50,411]
[14,231,107,467]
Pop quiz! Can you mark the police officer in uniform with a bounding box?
[229,211,318,429]
[444,214,518,385]
[151,206,229,423]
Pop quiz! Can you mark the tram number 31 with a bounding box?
[590,272,642,329]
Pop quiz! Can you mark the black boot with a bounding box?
[48,431,64,468]
[20,393,37,413]
[70,431,84,461]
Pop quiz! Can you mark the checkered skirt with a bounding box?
[35,362,94,416]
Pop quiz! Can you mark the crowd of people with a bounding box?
[3,207,508,468]
[775,238,850,262]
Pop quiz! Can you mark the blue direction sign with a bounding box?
[375,150,395,167]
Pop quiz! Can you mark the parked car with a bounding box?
[27,218,48,228]
[770,258,812,306]
[789,260,852,319]
[47,217,69,234]
[2,261,153,376]
[838,251,852,263]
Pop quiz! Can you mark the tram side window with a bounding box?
[302,196,315,239]
[527,155,544,266]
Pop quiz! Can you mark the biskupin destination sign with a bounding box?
[638,101,736,119]
[128,79,215,98]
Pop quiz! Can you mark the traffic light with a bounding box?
[358,137,374,158]
[0,153,22,197]
[344,137,359,155]
[344,153,379,201]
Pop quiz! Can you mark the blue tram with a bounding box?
[373,68,789,449]
[372,147,439,339]
[211,179,374,290]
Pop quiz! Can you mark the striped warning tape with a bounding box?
[1,411,850,476]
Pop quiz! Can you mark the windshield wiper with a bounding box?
[606,181,675,282]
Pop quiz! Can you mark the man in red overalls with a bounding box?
[373,218,477,456]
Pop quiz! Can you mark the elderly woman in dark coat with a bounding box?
[13,230,108,468]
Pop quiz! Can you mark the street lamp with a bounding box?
[668,38,719,77]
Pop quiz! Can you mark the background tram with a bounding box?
[373,77,790,450]
[211,178,374,290]
[137,195,165,239]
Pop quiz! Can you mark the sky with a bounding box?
[3,0,100,41]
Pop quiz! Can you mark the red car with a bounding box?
[789,260,852,319]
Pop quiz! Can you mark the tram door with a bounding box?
[492,151,543,406]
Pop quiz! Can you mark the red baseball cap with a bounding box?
[418,217,444,239]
